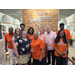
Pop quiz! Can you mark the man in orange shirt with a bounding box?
[31,31,45,65]
[56,23,72,65]
[5,27,14,65]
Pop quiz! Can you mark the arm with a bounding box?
[45,42,48,54]
[5,41,8,52]
[14,43,19,58]
[54,47,60,54]
[63,46,69,55]
[39,48,45,62]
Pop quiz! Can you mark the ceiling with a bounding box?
[0,9,75,22]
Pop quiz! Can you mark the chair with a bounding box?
[68,56,75,65]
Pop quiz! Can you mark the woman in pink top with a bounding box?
[39,28,47,52]
[46,26,57,65]
[38,27,47,65]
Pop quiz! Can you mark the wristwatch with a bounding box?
[40,57,42,59]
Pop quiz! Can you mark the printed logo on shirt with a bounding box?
[57,42,67,46]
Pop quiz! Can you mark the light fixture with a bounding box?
[69,14,75,23]
[60,18,67,25]
[1,15,12,24]
[13,19,20,25]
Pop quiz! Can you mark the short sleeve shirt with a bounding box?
[30,38,45,60]
[56,29,72,40]
[15,38,30,55]
[45,31,57,50]
[53,38,69,58]
[5,33,14,49]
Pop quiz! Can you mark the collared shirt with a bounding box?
[28,34,34,41]
[31,38,45,60]
[5,33,14,49]
[46,31,57,50]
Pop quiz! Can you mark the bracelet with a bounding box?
[40,57,42,59]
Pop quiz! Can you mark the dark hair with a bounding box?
[55,30,67,44]
[20,23,25,27]
[28,27,34,34]
[9,27,13,30]
[60,23,64,26]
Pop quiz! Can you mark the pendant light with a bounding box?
[13,19,20,25]
[69,14,75,23]
[60,18,67,25]
[1,15,12,24]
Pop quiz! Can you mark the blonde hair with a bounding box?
[14,28,20,40]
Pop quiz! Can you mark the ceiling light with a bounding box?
[13,19,20,25]
[69,14,75,23]
[60,18,67,25]
[1,15,12,24]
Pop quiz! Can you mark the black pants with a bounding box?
[56,56,66,65]
[33,58,45,65]
[28,57,31,65]
[47,50,55,65]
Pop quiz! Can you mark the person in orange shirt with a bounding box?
[28,27,34,41]
[56,23,72,65]
[31,31,45,65]
[5,27,14,65]
[28,27,34,65]
[53,30,69,65]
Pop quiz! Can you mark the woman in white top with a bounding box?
[12,28,20,64]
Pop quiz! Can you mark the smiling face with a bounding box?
[33,32,38,40]
[40,28,44,34]
[22,31,27,38]
[20,25,25,31]
[9,27,13,35]
[16,29,20,36]
[29,28,33,34]
[46,26,51,33]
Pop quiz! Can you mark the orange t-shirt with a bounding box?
[5,33,14,49]
[31,38,45,60]
[53,38,69,58]
[56,29,72,40]
[28,34,34,41]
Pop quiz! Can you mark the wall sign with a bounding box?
[29,11,51,28]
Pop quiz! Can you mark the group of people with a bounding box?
[5,23,72,65]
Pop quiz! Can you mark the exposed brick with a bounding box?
[22,9,59,32]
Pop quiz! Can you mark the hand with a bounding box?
[29,52,31,57]
[58,52,63,56]
[39,58,42,62]
[16,54,19,58]
[58,52,65,56]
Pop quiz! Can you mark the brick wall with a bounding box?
[22,9,59,32]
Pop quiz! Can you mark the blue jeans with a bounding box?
[33,58,45,65]
[64,50,69,65]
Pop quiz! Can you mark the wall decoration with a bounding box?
[22,9,59,32]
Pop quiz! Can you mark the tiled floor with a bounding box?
[5,45,75,65]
